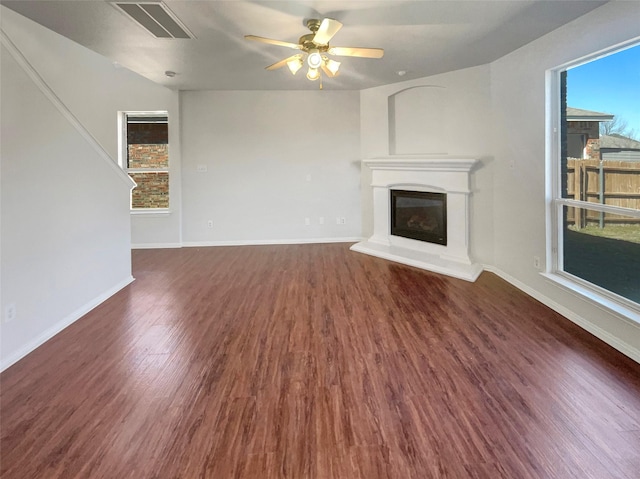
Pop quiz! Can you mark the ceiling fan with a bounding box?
[245,18,384,87]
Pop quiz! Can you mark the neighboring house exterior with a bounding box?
[566,107,614,159]
[600,133,640,161]
[568,107,640,161]
[567,116,640,223]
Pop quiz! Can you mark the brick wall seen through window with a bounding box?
[125,116,169,209]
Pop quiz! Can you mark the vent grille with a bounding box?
[114,2,193,39]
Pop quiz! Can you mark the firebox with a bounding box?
[390,190,447,245]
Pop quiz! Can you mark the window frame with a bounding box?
[545,41,640,324]
[118,110,171,214]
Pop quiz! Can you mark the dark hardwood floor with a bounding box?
[2,243,639,478]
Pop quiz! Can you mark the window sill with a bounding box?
[542,272,640,326]
[130,209,171,217]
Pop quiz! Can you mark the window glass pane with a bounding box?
[126,120,168,144]
[563,205,640,303]
[562,44,640,198]
[566,158,640,209]
[129,172,169,209]
[126,121,169,169]
[127,144,168,168]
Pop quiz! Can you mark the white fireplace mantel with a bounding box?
[361,157,478,173]
[351,156,483,282]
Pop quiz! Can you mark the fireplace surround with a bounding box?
[351,157,482,281]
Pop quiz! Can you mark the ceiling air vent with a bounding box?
[114,2,194,39]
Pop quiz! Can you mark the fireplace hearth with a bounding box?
[351,157,482,282]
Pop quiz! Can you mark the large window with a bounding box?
[120,112,169,210]
[550,43,640,316]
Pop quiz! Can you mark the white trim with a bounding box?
[363,157,478,172]
[542,272,640,325]
[566,115,614,122]
[130,209,171,216]
[483,265,640,364]
[560,36,640,72]
[133,238,364,249]
[544,68,558,274]
[0,30,136,190]
[1,276,135,372]
[556,198,640,218]
[181,237,363,248]
[132,242,182,249]
[127,168,170,173]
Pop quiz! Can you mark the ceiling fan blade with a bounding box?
[329,46,384,59]
[244,35,301,50]
[265,54,302,71]
[313,18,343,46]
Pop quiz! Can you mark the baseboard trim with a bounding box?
[483,265,640,364]
[181,237,363,247]
[132,242,182,249]
[1,276,135,372]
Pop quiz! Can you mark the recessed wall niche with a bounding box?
[388,85,448,155]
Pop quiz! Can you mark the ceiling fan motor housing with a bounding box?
[306,19,321,32]
[298,33,329,53]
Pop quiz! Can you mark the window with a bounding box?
[549,43,640,317]
[120,112,169,210]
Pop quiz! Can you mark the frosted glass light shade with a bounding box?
[326,59,341,75]
[306,67,319,80]
[307,50,322,69]
[287,57,303,74]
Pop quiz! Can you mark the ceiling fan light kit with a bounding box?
[307,49,323,69]
[306,68,320,81]
[245,17,384,88]
[325,58,341,76]
[287,56,303,75]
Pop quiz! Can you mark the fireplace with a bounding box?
[351,157,482,282]
[391,190,446,245]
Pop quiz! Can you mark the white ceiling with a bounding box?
[1,0,606,91]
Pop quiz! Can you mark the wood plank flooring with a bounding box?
[1,243,640,478]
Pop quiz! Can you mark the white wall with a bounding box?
[0,7,182,248]
[0,6,185,369]
[490,1,640,358]
[359,65,495,265]
[0,39,133,369]
[180,90,361,244]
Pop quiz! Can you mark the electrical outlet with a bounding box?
[5,303,16,323]
[533,256,541,270]
[207,220,214,228]
[197,164,208,173]
[340,217,346,225]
